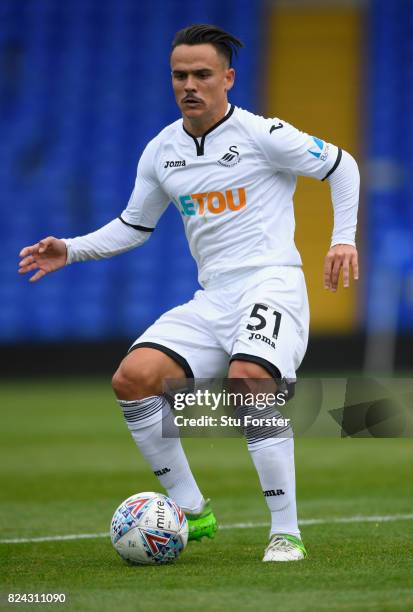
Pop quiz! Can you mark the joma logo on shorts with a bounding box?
[178,188,246,216]
[248,332,276,349]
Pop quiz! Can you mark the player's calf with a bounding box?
[112,347,207,527]
[228,362,305,561]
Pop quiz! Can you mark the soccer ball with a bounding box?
[110,491,188,565]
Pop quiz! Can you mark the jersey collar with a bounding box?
[182,104,235,157]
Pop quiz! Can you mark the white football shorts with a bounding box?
[130,266,309,381]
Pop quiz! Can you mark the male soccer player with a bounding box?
[19,24,359,561]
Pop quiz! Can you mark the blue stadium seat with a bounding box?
[2,0,263,341]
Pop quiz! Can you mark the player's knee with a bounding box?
[229,360,270,379]
[228,360,279,403]
[112,360,160,400]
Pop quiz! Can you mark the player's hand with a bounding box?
[18,236,67,282]
[323,244,359,292]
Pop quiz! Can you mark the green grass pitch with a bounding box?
[0,378,412,611]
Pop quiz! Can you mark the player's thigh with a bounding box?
[231,269,309,381]
[112,347,186,400]
[129,293,229,381]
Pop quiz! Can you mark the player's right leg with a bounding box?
[112,347,206,518]
[112,295,227,540]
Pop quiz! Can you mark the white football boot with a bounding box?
[263,534,307,562]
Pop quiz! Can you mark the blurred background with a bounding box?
[1,0,412,377]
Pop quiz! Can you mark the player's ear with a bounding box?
[225,68,235,92]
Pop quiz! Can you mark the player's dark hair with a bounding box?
[171,24,244,66]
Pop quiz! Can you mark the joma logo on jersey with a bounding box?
[164,159,186,168]
[179,188,246,216]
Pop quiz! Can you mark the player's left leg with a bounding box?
[228,266,310,561]
[228,360,306,562]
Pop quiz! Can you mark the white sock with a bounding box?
[118,396,204,513]
[248,437,300,538]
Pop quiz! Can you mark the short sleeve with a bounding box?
[120,138,170,230]
[252,115,342,181]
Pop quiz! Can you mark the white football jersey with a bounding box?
[120,105,342,287]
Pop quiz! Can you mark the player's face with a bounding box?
[171,44,235,132]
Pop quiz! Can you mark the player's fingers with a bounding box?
[29,269,47,283]
[342,256,350,288]
[324,255,333,289]
[352,252,359,280]
[18,262,39,274]
[19,244,40,258]
[38,236,55,254]
[18,255,35,268]
[330,257,342,292]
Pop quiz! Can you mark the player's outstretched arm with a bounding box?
[18,138,169,283]
[324,243,359,292]
[19,236,67,283]
[18,217,158,283]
